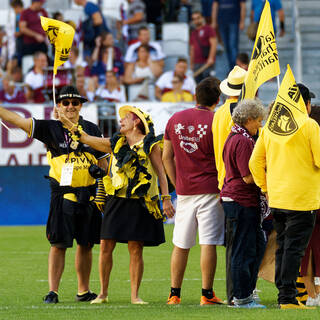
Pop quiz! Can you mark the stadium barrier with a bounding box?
[0,101,191,225]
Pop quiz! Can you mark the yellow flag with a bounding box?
[264,65,308,143]
[241,0,280,99]
[40,17,75,75]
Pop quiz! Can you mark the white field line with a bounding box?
[36,278,225,282]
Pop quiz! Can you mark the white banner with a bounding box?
[0,103,98,166]
[115,102,193,135]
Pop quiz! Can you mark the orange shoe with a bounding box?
[167,295,181,305]
[200,293,225,306]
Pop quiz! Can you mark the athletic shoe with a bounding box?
[306,295,320,307]
[167,295,181,305]
[200,293,225,306]
[43,291,59,304]
[280,301,316,310]
[253,289,261,303]
[234,301,266,309]
[75,291,97,302]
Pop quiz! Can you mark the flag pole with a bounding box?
[277,75,280,90]
[53,72,57,118]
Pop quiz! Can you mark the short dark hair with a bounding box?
[310,105,320,126]
[138,26,149,34]
[176,57,188,64]
[137,44,150,52]
[192,10,202,16]
[236,52,249,65]
[196,77,221,107]
[11,0,23,8]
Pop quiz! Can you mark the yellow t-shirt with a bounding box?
[212,98,238,190]
[161,90,194,103]
[249,118,320,211]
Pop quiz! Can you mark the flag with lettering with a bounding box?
[241,0,280,99]
[40,17,75,75]
[264,65,308,143]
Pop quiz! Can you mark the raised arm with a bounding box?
[150,143,175,218]
[0,106,32,134]
[80,131,112,154]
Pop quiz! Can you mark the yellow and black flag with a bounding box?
[40,17,75,75]
[241,0,280,100]
[264,65,308,143]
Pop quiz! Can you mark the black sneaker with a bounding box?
[75,291,97,302]
[43,291,59,304]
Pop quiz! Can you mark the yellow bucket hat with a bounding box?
[119,105,152,135]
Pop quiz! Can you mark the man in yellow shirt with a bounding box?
[249,84,320,309]
[212,66,247,191]
[212,66,246,305]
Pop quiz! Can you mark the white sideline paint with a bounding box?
[36,278,226,282]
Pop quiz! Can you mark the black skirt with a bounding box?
[101,196,165,247]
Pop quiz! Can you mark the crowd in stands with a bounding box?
[0,0,285,105]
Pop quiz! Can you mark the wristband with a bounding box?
[280,21,285,31]
[161,194,171,201]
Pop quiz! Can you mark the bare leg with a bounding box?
[75,245,92,293]
[48,246,66,292]
[200,244,217,289]
[97,239,116,299]
[302,251,317,298]
[170,246,190,288]
[128,241,144,303]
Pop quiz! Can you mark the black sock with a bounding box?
[170,287,181,298]
[202,288,213,299]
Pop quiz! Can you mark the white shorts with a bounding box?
[173,193,225,249]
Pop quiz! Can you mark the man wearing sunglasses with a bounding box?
[0,85,108,304]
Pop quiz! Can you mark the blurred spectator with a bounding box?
[10,0,24,65]
[161,74,193,102]
[155,57,196,100]
[11,66,23,83]
[190,11,217,83]
[64,46,89,84]
[91,32,124,85]
[0,74,26,103]
[124,26,165,67]
[19,0,48,57]
[251,0,285,37]
[24,51,48,103]
[52,11,63,21]
[74,0,110,58]
[0,27,7,68]
[236,52,249,70]
[123,0,147,44]
[164,0,180,22]
[143,0,163,39]
[87,70,126,103]
[75,65,92,99]
[124,44,162,85]
[211,0,246,71]
[201,0,214,24]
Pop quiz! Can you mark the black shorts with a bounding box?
[48,199,102,248]
[101,196,165,247]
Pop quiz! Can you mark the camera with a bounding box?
[89,164,106,179]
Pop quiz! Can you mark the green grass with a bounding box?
[0,225,318,320]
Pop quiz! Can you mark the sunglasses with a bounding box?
[61,99,81,107]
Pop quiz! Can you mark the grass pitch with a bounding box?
[0,225,318,320]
